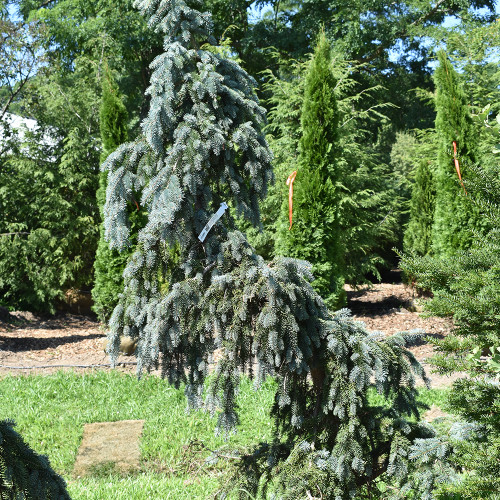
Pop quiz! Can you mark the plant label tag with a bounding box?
[198,202,228,242]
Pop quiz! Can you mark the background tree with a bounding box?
[274,32,345,309]
[0,119,99,312]
[0,0,163,312]
[260,49,401,288]
[237,0,494,134]
[0,1,44,122]
[92,67,144,322]
[403,159,436,256]
[103,1,436,498]
[431,50,482,256]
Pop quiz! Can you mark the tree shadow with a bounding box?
[0,312,98,331]
[0,333,103,353]
[347,293,411,315]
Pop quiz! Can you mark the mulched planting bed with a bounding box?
[0,282,461,386]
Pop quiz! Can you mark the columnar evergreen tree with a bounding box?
[431,51,480,256]
[274,33,345,310]
[92,67,144,322]
[265,50,401,288]
[403,159,436,256]
[103,1,433,497]
[0,420,70,500]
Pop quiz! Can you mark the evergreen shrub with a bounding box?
[102,1,436,497]
[0,420,70,500]
[401,164,500,497]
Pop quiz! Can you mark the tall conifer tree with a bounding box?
[103,1,434,497]
[275,33,345,309]
[432,51,479,256]
[92,67,142,322]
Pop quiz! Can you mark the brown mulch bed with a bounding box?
[0,283,463,387]
[346,283,453,360]
[0,312,135,374]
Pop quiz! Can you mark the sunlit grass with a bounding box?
[0,370,276,499]
[0,370,451,499]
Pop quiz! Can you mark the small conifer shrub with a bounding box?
[401,164,500,497]
[103,1,434,497]
[0,420,70,500]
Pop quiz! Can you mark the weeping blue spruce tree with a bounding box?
[103,1,435,497]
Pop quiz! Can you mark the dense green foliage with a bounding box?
[401,164,500,497]
[404,159,436,256]
[0,124,99,312]
[431,51,481,256]
[261,51,402,286]
[92,68,144,322]
[0,420,70,500]
[0,0,166,312]
[1,0,500,496]
[274,33,345,309]
[1,0,497,312]
[99,70,129,159]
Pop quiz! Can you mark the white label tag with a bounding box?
[198,202,228,242]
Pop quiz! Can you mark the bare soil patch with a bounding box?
[73,420,145,478]
[0,282,464,387]
[346,283,464,387]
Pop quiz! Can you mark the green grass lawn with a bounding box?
[0,370,451,499]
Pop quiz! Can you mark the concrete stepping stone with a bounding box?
[73,420,145,477]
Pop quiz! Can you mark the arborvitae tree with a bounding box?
[92,67,143,322]
[400,164,500,497]
[431,51,480,256]
[264,50,400,292]
[103,1,433,497]
[403,159,436,256]
[99,68,129,157]
[0,123,99,313]
[0,420,70,500]
[274,33,345,310]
